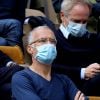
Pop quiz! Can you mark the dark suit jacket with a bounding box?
[0,0,26,24]
[0,50,12,68]
[53,29,100,85]
[0,50,24,86]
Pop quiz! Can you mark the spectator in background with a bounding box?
[12,26,86,100]
[52,0,62,13]
[52,0,100,32]
[0,0,26,47]
[0,50,24,100]
[0,0,26,99]
[52,0,100,14]
[53,0,100,96]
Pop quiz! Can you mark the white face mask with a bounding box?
[65,21,87,37]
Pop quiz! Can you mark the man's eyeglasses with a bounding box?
[30,38,57,45]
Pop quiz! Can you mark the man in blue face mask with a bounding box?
[52,0,100,96]
[11,26,87,100]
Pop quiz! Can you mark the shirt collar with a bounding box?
[59,24,70,39]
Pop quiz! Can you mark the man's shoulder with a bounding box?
[12,68,30,80]
[54,73,71,82]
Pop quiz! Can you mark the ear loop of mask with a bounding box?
[31,45,37,59]
[63,15,70,27]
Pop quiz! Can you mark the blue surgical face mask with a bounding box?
[65,21,87,37]
[32,44,57,65]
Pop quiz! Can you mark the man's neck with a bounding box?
[30,62,51,81]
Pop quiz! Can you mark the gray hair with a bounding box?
[61,0,92,16]
[27,25,55,45]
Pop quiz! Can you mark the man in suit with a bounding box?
[53,0,100,96]
[0,0,26,48]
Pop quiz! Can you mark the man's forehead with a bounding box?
[33,28,55,39]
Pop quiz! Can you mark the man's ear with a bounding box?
[60,12,65,23]
[60,11,68,27]
[27,45,34,55]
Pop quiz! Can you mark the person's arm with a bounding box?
[62,75,87,100]
[0,50,12,67]
[12,72,41,100]
[0,65,23,86]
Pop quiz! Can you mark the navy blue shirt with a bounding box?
[12,68,78,100]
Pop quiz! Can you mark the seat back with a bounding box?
[88,96,100,100]
[25,8,45,17]
[0,45,24,64]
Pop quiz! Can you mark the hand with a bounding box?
[7,61,17,67]
[85,63,100,80]
[74,91,85,100]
